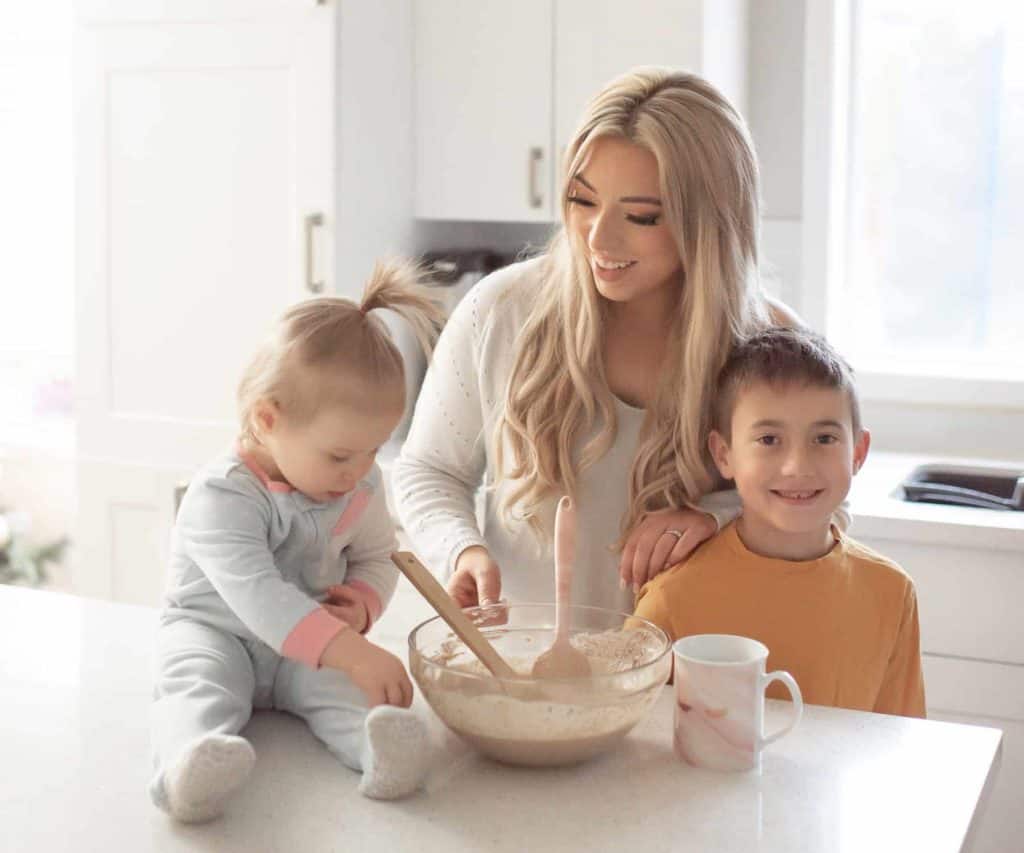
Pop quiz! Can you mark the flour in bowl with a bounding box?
[415,628,670,765]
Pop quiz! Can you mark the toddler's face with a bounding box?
[266,402,402,502]
[709,382,870,551]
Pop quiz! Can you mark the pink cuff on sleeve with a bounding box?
[343,580,383,633]
[281,608,348,669]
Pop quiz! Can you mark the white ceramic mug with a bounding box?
[672,634,802,772]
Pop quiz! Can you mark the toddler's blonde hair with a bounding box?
[237,259,443,441]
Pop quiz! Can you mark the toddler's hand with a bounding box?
[323,584,369,633]
[320,629,413,708]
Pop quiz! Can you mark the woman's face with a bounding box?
[567,136,683,307]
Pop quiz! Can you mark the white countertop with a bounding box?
[0,586,1003,853]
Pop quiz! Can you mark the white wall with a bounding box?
[334,0,419,299]
[748,0,804,220]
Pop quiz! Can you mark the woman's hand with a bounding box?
[322,584,369,634]
[447,545,502,607]
[619,508,717,593]
[319,629,413,708]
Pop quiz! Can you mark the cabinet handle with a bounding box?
[304,212,325,294]
[528,147,544,209]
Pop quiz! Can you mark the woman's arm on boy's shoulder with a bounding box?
[874,583,927,718]
[696,487,742,530]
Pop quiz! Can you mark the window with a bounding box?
[0,2,74,449]
[803,0,1024,407]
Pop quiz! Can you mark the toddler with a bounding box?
[634,327,926,717]
[150,261,444,822]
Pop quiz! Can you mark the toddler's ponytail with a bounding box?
[359,259,445,362]
[237,257,444,439]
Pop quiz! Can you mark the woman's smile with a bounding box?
[592,254,638,281]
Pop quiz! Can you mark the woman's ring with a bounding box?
[664,529,684,540]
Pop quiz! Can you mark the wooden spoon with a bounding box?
[531,496,592,679]
[391,551,517,680]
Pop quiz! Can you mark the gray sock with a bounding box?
[163,734,255,823]
[358,706,431,800]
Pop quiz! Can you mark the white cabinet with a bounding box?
[414,0,748,222]
[414,0,553,222]
[74,0,335,603]
[852,524,1024,853]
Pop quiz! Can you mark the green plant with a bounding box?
[0,512,68,587]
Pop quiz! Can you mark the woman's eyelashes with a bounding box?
[566,195,661,226]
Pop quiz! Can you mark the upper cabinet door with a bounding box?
[413,0,747,223]
[75,0,334,470]
[414,0,553,222]
[554,0,749,156]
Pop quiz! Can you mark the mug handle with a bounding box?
[760,670,803,747]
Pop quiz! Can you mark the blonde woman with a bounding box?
[395,67,831,612]
[150,261,443,822]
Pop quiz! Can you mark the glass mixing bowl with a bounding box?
[408,603,672,767]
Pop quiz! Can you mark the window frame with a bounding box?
[800,0,1024,411]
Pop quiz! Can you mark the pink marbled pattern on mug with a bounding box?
[674,663,758,771]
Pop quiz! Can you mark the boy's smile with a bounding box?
[772,488,825,504]
[709,382,870,561]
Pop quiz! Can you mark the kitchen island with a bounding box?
[0,585,1001,853]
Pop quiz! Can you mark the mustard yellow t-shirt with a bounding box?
[633,521,926,718]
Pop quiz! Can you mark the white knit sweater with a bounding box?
[392,256,746,613]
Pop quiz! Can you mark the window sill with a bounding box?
[855,369,1024,411]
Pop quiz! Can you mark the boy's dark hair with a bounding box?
[713,326,861,439]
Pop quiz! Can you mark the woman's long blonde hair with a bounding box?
[495,67,771,541]
[238,259,444,440]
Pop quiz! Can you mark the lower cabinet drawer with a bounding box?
[923,653,1024,721]
[853,534,1024,666]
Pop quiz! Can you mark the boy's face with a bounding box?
[709,381,870,556]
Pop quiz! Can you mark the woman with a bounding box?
[394,67,802,613]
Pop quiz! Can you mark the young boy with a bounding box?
[634,327,926,717]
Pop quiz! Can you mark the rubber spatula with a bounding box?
[531,496,591,679]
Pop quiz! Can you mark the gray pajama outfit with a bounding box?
[149,449,398,809]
